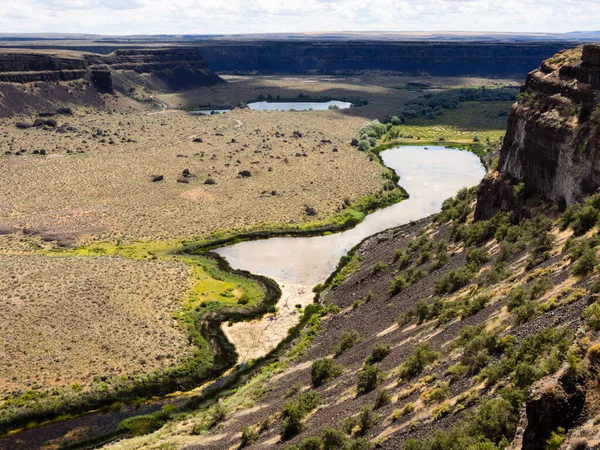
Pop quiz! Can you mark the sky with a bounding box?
[0,0,598,35]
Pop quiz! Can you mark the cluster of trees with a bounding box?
[357,120,388,150]
[398,86,519,120]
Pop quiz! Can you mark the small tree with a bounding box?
[357,364,383,395]
[334,330,361,357]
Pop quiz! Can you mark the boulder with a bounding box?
[239,170,252,178]
[150,175,164,182]
[304,205,317,216]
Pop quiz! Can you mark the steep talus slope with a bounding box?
[103,188,600,450]
[482,44,600,211]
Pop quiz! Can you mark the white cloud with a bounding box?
[0,0,598,34]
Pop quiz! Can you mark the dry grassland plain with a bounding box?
[0,109,385,248]
[0,254,191,394]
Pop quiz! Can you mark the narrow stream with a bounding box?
[215,146,486,362]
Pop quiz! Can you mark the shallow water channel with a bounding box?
[215,146,486,362]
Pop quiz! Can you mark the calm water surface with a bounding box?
[216,146,485,286]
[247,100,352,111]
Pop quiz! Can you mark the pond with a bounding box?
[215,146,486,361]
[247,100,352,111]
[189,100,353,115]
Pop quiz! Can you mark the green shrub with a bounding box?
[280,391,321,439]
[571,206,599,236]
[417,250,433,265]
[398,342,438,380]
[435,267,474,294]
[370,261,387,274]
[454,389,479,412]
[432,403,450,420]
[392,402,415,421]
[321,427,349,449]
[311,358,344,387]
[423,382,449,404]
[237,293,250,305]
[298,436,322,450]
[461,294,490,319]
[583,302,600,330]
[356,406,380,436]
[466,246,490,268]
[397,310,415,327]
[357,365,383,395]
[445,363,469,383]
[117,415,164,436]
[357,140,371,151]
[285,384,302,398]
[572,247,598,276]
[334,330,361,357]
[366,343,391,365]
[240,426,259,447]
[374,388,392,409]
[546,427,565,450]
[207,402,228,428]
[389,276,408,295]
[394,249,410,268]
[457,325,507,375]
[404,396,517,450]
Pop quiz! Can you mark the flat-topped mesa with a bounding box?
[0,46,224,94]
[476,44,600,219]
[88,47,225,90]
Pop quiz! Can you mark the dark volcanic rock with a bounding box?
[239,170,251,178]
[150,174,164,182]
[194,40,578,78]
[477,45,600,218]
[496,45,600,205]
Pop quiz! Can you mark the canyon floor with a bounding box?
[0,73,518,448]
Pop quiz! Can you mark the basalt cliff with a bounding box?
[477,44,600,219]
[0,47,223,116]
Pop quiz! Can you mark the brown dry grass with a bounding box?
[0,254,191,394]
[0,107,385,247]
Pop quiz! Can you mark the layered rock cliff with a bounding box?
[192,40,574,78]
[484,45,600,211]
[0,47,224,115]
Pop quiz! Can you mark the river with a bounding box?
[215,146,485,362]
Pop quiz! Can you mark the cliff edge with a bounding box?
[479,44,600,219]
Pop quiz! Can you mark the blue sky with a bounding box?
[0,0,598,35]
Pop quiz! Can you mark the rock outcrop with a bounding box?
[486,45,600,211]
[509,345,600,450]
[0,47,224,115]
